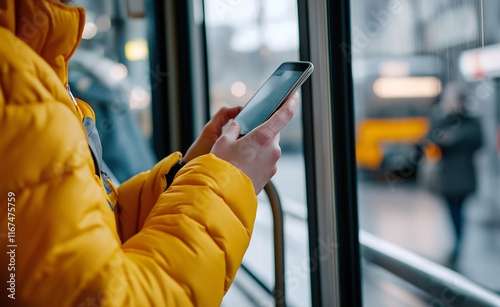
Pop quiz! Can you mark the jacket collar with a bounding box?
[0,0,85,86]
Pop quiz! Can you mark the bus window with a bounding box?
[204,0,311,305]
[350,0,500,304]
[69,0,156,183]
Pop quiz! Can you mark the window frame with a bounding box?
[298,0,362,306]
[149,0,209,158]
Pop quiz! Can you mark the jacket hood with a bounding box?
[0,0,85,85]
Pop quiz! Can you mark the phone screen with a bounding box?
[234,62,311,135]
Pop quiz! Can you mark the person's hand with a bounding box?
[211,93,300,194]
[183,106,243,163]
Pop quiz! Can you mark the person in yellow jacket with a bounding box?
[0,0,298,306]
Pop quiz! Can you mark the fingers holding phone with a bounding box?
[211,93,299,194]
[211,61,311,194]
[183,105,242,163]
[256,92,299,138]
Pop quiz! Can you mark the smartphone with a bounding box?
[233,61,314,136]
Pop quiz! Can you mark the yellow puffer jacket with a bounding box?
[0,1,257,306]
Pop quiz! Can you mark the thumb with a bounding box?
[223,120,241,140]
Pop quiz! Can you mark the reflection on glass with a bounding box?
[204,0,311,306]
[351,0,500,305]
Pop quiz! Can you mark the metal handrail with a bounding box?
[360,230,500,307]
[264,181,286,307]
[238,181,286,307]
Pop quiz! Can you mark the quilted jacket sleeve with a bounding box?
[115,152,182,243]
[0,100,258,307]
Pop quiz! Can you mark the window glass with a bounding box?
[69,0,156,183]
[204,0,311,305]
[350,0,500,304]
